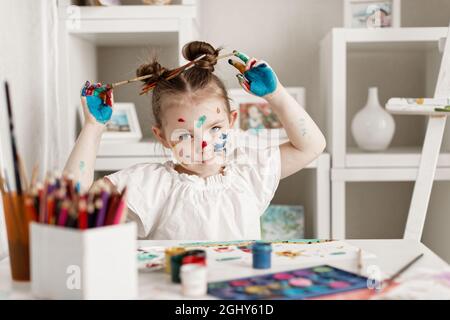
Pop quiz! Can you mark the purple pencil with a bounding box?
[95,190,110,227]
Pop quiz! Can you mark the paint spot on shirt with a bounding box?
[196,115,207,128]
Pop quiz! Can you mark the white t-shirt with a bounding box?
[105,144,281,240]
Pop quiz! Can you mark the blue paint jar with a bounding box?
[252,242,272,269]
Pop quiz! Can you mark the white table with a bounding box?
[0,240,448,300]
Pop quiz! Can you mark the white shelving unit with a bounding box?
[57,0,198,152]
[320,27,449,239]
[57,0,331,238]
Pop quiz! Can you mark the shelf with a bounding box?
[334,27,447,44]
[62,4,197,45]
[332,167,450,182]
[346,147,450,168]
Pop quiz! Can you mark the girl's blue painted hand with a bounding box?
[228,51,279,97]
[80,81,114,125]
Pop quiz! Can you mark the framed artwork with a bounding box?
[344,0,401,28]
[227,87,305,145]
[79,102,142,142]
[261,205,305,241]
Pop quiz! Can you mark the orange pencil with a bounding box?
[25,195,38,222]
[46,195,55,225]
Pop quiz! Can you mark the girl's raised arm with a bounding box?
[229,52,326,179]
[63,82,114,190]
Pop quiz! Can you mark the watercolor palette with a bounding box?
[207,265,368,300]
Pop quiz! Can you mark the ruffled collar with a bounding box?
[162,161,233,190]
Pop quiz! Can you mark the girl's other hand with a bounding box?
[80,81,114,125]
[228,51,279,98]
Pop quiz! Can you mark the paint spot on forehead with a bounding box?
[217,107,221,114]
[178,118,185,123]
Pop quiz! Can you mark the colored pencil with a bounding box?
[104,193,120,226]
[78,195,88,230]
[112,188,128,225]
[95,190,110,227]
[57,200,70,227]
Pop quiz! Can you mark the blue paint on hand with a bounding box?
[244,63,278,97]
[85,95,113,124]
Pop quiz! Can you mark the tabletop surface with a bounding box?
[0,239,448,300]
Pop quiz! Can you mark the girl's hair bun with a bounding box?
[182,41,221,72]
[136,59,167,85]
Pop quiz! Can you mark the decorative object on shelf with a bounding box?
[261,205,305,241]
[141,0,172,5]
[87,0,121,5]
[228,87,305,143]
[79,102,142,142]
[344,0,401,28]
[351,87,395,151]
[239,103,282,131]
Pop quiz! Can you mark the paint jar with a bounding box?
[182,249,206,266]
[171,252,188,283]
[180,264,208,297]
[252,242,272,269]
[171,249,207,283]
[165,247,186,274]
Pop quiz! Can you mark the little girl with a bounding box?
[64,41,326,240]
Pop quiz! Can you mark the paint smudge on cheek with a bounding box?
[214,133,229,153]
[202,141,208,149]
[196,115,207,128]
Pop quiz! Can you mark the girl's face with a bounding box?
[152,95,237,177]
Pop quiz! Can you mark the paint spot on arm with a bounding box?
[79,161,86,174]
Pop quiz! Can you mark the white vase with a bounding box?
[351,87,395,151]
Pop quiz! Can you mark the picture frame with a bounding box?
[227,87,305,144]
[343,0,401,28]
[78,102,142,143]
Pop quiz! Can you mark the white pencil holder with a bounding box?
[30,222,137,300]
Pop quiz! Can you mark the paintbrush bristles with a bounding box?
[113,52,232,92]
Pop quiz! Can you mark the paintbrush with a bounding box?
[30,162,39,193]
[0,172,5,195]
[111,53,207,90]
[387,253,424,284]
[4,82,23,195]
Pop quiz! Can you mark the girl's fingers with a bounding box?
[233,50,250,64]
[246,58,258,71]
[228,59,246,74]
[236,74,251,93]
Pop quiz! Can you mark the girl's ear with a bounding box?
[152,126,172,149]
[229,110,238,128]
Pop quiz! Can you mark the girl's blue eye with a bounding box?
[211,126,221,133]
[179,133,192,141]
